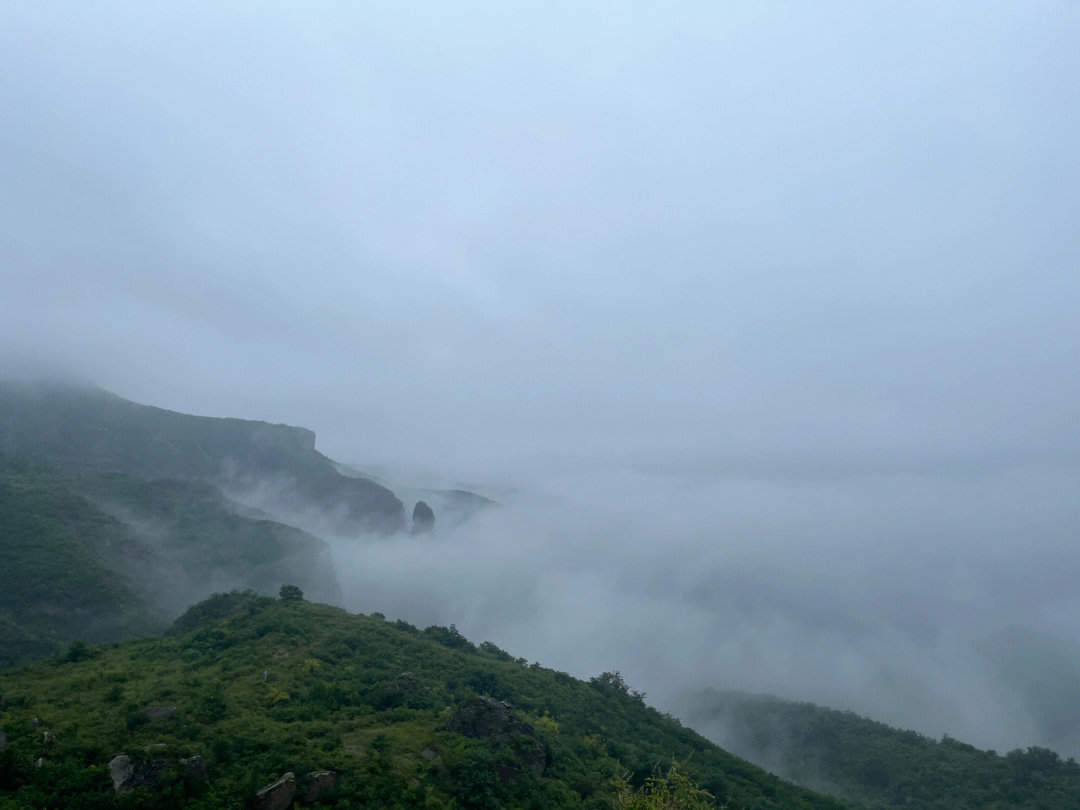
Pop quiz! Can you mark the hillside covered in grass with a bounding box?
[0,456,340,666]
[682,690,1080,810]
[0,593,849,810]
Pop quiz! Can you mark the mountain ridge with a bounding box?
[678,689,1080,809]
[0,379,405,534]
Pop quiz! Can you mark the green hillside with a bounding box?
[0,457,153,665]
[74,473,343,610]
[0,458,340,666]
[0,594,849,810]
[0,380,404,533]
[682,690,1080,810]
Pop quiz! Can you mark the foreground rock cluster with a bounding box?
[107,753,335,807]
[446,695,549,780]
[108,753,207,793]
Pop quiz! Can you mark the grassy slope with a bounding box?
[0,460,341,665]
[683,690,1080,810]
[74,473,343,609]
[0,458,150,665]
[0,595,850,810]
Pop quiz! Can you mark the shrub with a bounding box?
[279,584,304,602]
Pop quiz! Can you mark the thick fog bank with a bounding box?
[326,462,1080,759]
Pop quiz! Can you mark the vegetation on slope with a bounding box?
[0,379,404,533]
[0,457,151,665]
[74,473,343,609]
[0,593,849,809]
[684,690,1080,810]
[0,458,340,665]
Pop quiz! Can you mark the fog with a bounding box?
[318,462,1080,758]
[3,2,1080,759]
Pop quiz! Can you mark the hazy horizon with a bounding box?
[3,2,1079,759]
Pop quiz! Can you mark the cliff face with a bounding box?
[0,380,405,534]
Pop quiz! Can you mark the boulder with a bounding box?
[411,501,435,533]
[108,755,136,792]
[108,753,199,794]
[256,772,296,810]
[300,770,335,803]
[446,697,548,777]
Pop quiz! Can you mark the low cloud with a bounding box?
[324,461,1080,758]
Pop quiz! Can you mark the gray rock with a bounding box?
[109,755,135,792]
[140,760,175,791]
[300,770,335,803]
[411,501,435,533]
[446,696,548,777]
[144,706,176,724]
[108,754,183,794]
[256,772,296,810]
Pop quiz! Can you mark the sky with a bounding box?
[3,2,1080,757]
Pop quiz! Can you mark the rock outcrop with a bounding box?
[411,501,435,533]
[107,752,208,794]
[255,771,296,810]
[0,380,406,534]
[300,770,336,803]
[109,754,172,793]
[446,696,548,777]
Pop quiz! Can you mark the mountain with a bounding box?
[0,378,507,666]
[679,689,1080,810]
[0,457,340,666]
[0,593,850,809]
[0,379,405,534]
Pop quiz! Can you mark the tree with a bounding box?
[279,584,304,602]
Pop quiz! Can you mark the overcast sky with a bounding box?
[3,2,1080,756]
[4,2,1077,478]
